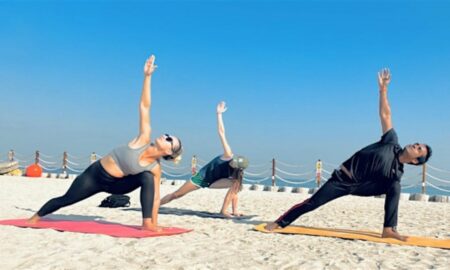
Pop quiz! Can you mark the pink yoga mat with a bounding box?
[0,219,192,238]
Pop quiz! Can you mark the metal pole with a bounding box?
[316,159,322,187]
[63,151,68,177]
[421,163,426,194]
[35,150,40,164]
[90,152,97,164]
[272,158,276,186]
[191,155,197,176]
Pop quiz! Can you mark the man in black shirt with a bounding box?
[265,69,432,241]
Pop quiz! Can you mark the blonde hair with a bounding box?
[172,154,183,165]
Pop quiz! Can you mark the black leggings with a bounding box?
[37,161,155,218]
[275,170,401,228]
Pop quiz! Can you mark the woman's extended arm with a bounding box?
[216,101,233,159]
[138,55,157,141]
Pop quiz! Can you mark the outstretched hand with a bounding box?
[378,68,391,91]
[217,101,228,114]
[144,55,157,76]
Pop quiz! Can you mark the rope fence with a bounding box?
[1,150,449,195]
[243,177,269,184]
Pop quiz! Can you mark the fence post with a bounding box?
[35,150,40,164]
[272,158,276,186]
[63,151,68,176]
[90,152,97,164]
[421,163,427,194]
[191,155,197,176]
[8,150,14,161]
[316,159,322,187]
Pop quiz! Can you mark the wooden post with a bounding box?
[63,151,68,176]
[90,152,97,164]
[191,155,197,176]
[316,159,322,187]
[421,163,426,194]
[272,158,276,187]
[35,150,40,164]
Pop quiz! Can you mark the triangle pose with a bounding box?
[265,69,432,241]
[24,55,433,241]
[28,55,183,232]
[160,101,249,218]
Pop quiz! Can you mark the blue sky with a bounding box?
[1,1,449,178]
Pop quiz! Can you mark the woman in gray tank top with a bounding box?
[28,55,183,232]
[160,101,248,218]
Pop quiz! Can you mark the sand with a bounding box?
[0,176,449,270]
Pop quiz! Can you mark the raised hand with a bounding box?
[216,101,228,114]
[144,55,157,76]
[378,68,391,91]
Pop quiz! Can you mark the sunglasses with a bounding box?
[164,134,175,153]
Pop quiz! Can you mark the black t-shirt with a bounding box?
[342,129,404,183]
[198,155,234,182]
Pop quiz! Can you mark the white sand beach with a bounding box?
[0,175,449,270]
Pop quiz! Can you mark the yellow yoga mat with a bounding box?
[254,223,450,249]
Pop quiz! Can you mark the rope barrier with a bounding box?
[400,172,422,181]
[196,157,207,163]
[425,173,450,184]
[66,153,85,159]
[67,159,90,166]
[248,162,270,168]
[15,158,32,163]
[276,160,306,168]
[275,167,314,177]
[161,163,189,170]
[40,165,60,172]
[196,161,206,167]
[427,164,450,174]
[400,183,419,189]
[244,169,271,177]
[39,158,58,165]
[39,152,54,159]
[161,171,191,178]
[66,159,81,166]
[243,177,269,184]
[322,161,339,167]
[276,175,316,185]
[66,166,84,173]
[14,152,34,159]
[425,181,450,193]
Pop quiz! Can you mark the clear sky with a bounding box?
[1,1,449,176]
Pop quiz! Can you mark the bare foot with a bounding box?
[142,224,163,232]
[220,211,234,218]
[382,227,407,241]
[142,218,163,232]
[27,214,40,224]
[264,222,280,232]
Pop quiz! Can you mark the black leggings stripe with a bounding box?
[37,161,155,218]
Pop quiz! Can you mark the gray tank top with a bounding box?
[109,143,158,176]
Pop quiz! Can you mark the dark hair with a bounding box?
[231,168,244,192]
[163,138,183,161]
[415,144,432,165]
